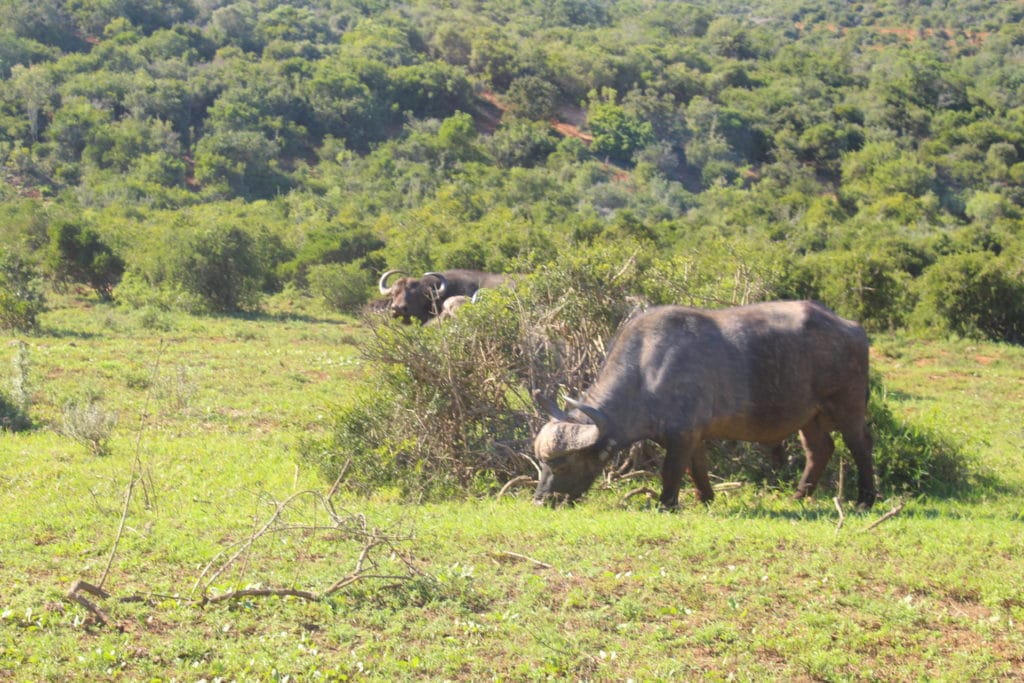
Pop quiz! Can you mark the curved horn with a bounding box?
[422,271,449,298]
[564,397,611,436]
[378,269,406,295]
[532,389,571,422]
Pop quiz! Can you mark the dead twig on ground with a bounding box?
[864,499,906,531]
[620,486,659,505]
[488,551,553,569]
[65,580,115,629]
[192,490,424,606]
[833,496,846,532]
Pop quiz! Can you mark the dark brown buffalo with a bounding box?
[533,300,876,509]
[378,269,506,324]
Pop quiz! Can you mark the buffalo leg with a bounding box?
[764,442,787,468]
[661,434,712,508]
[659,439,685,509]
[794,416,835,500]
[838,419,876,510]
[688,443,714,505]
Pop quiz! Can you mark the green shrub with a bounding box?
[797,247,916,332]
[46,220,125,300]
[0,342,32,433]
[113,270,204,314]
[307,262,373,313]
[166,225,266,313]
[644,237,791,307]
[0,253,46,332]
[911,251,1024,343]
[59,395,118,456]
[0,391,31,432]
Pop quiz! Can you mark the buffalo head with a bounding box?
[378,270,449,324]
[532,392,617,504]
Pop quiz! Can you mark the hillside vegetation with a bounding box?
[2,0,1023,340]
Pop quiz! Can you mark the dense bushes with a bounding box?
[2,1,1023,341]
[307,262,374,313]
[301,253,973,502]
[911,251,1024,344]
[300,250,648,499]
[0,253,45,332]
[46,220,124,300]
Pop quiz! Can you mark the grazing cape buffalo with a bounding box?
[378,269,506,324]
[533,300,877,509]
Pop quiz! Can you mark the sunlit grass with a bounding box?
[2,300,1023,679]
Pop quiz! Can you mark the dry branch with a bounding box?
[65,580,115,629]
[192,490,424,607]
[863,500,906,531]
[620,486,659,505]
[488,551,553,569]
[833,496,846,532]
[201,587,318,604]
[617,469,657,481]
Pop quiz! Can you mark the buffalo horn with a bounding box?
[378,269,406,295]
[532,389,571,422]
[422,271,449,298]
[564,397,611,436]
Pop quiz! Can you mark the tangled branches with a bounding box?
[192,489,425,605]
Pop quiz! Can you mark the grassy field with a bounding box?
[2,295,1023,681]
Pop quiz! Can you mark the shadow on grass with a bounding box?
[223,309,352,326]
[702,377,1002,506]
[35,326,97,340]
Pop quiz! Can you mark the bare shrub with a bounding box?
[60,396,118,456]
[1,341,32,432]
[302,249,647,499]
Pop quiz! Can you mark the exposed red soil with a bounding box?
[477,90,593,144]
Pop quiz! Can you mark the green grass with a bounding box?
[2,296,1023,680]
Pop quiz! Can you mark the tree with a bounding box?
[469,28,519,90]
[586,88,654,165]
[193,129,289,200]
[504,76,558,121]
[912,251,1024,343]
[46,220,125,300]
[388,61,473,120]
[0,253,45,331]
[167,225,265,313]
[8,63,56,142]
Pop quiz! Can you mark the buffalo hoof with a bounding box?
[534,492,574,508]
[856,490,878,511]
